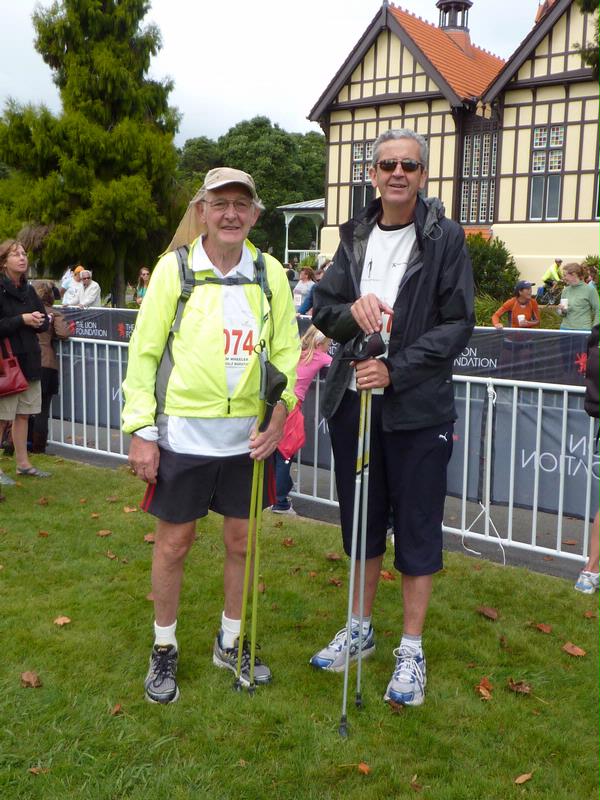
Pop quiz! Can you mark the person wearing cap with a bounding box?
[491,281,540,329]
[122,167,299,704]
[61,265,84,306]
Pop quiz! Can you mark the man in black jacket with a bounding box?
[310,129,474,706]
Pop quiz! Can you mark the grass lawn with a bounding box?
[0,453,597,800]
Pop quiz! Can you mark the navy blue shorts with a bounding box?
[328,391,453,575]
[141,447,276,524]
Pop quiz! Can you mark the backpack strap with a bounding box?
[172,245,192,333]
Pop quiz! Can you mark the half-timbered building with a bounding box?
[309,0,598,280]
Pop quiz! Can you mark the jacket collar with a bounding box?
[1,274,27,299]
[340,194,446,249]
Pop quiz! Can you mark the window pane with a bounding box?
[472,136,481,177]
[365,141,374,161]
[549,125,564,147]
[352,163,362,183]
[353,143,364,161]
[479,181,488,222]
[491,133,498,177]
[546,175,561,219]
[460,182,469,223]
[548,150,563,171]
[462,135,471,178]
[481,134,491,177]
[530,176,544,220]
[488,181,496,222]
[470,182,479,222]
[533,127,548,148]
[532,152,547,172]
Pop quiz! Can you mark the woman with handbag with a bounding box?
[269,325,332,514]
[0,240,51,482]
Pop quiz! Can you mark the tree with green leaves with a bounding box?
[575,0,599,79]
[0,0,179,306]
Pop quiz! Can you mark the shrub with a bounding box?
[466,234,520,300]
[299,254,317,268]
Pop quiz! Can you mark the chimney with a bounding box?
[436,0,474,56]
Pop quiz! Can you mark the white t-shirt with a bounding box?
[349,221,416,394]
[157,240,259,456]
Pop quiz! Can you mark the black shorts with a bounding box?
[328,391,453,576]
[141,448,276,524]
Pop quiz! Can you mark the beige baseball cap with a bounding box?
[165,166,262,252]
[201,167,259,201]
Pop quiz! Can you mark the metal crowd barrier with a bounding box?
[50,337,596,564]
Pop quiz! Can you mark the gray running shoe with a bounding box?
[0,471,16,486]
[309,625,375,672]
[144,644,179,704]
[383,647,427,706]
[212,631,272,687]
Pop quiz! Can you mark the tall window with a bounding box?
[459,132,498,223]
[351,140,375,216]
[529,124,564,221]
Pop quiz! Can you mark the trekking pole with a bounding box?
[234,350,287,693]
[338,387,369,737]
[337,331,385,737]
[354,386,372,710]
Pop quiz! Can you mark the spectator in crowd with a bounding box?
[293,267,315,310]
[585,263,598,289]
[0,239,51,480]
[59,264,77,298]
[269,325,332,514]
[134,267,151,306]
[78,270,102,308]
[492,281,540,329]
[30,280,71,453]
[62,265,84,306]
[538,257,563,293]
[557,263,599,330]
[297,269,326,316]
[311,128,474,706]
[122,166,299,704]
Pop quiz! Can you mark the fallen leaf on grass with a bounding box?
[357,762,371,775]
[79,498,87,505]
[38,530,49,538]
[121,557,128,564]
[97,529,112,538]
[90,513,100,519]
[326,552,342,561]
[53,615,71,626]
[143,533,155,543]
[36,497,49,506]
[475,676,493,700]
[583,610,596,619]
[20,671,42,688]
[110,703,123,716]
[514,772,533,785]
[146,592,154,601]
[477,606,499,621]
[535,622,552,634]
[508,678,532,695]
[410,774,423,792]
[562,539,577,546]
[472,563,483,571]
[308,571,318,578]
[380,570,395,581]
[282,537,295,547]
[291,566,301,574]
[105,495,118,503]
[123,506,138,514]
[387,699,405,714]
[257,581,266,593]
[237,759,248,767]
[499,635,510,650]
[28,767,49,775]
[106,551,117,560]
[562,641,586,657]
[329,577,342,587]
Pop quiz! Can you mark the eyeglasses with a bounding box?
[375,158,424,173]
[202,199,253,213]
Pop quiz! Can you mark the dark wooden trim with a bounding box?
[483,0,573,102]
[508,67,594,90]
[451,108,463,220]
[563,3,570,74]
[492,99,503,223]
[330,91,445,112]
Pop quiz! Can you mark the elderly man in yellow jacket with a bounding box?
[122,168,299,704]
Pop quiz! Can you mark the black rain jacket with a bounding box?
[312,194,475,430]
[0,275,49,381]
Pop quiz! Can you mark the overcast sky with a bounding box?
[1,0,542,145]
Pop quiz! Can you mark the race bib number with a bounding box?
[223,327,255,368]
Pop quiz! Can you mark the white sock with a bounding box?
[154,620,177,650]
[400,633,422,654]
[221,612,241,649]
[351,614,372,635]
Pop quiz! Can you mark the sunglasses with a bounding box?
[375,158,424,173]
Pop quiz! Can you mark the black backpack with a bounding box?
[583,325,600,417]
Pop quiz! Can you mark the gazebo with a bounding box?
[276,198,324,264]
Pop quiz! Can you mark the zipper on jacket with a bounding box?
[227,397,231,415]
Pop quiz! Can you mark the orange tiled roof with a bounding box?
[388,4,505,100]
